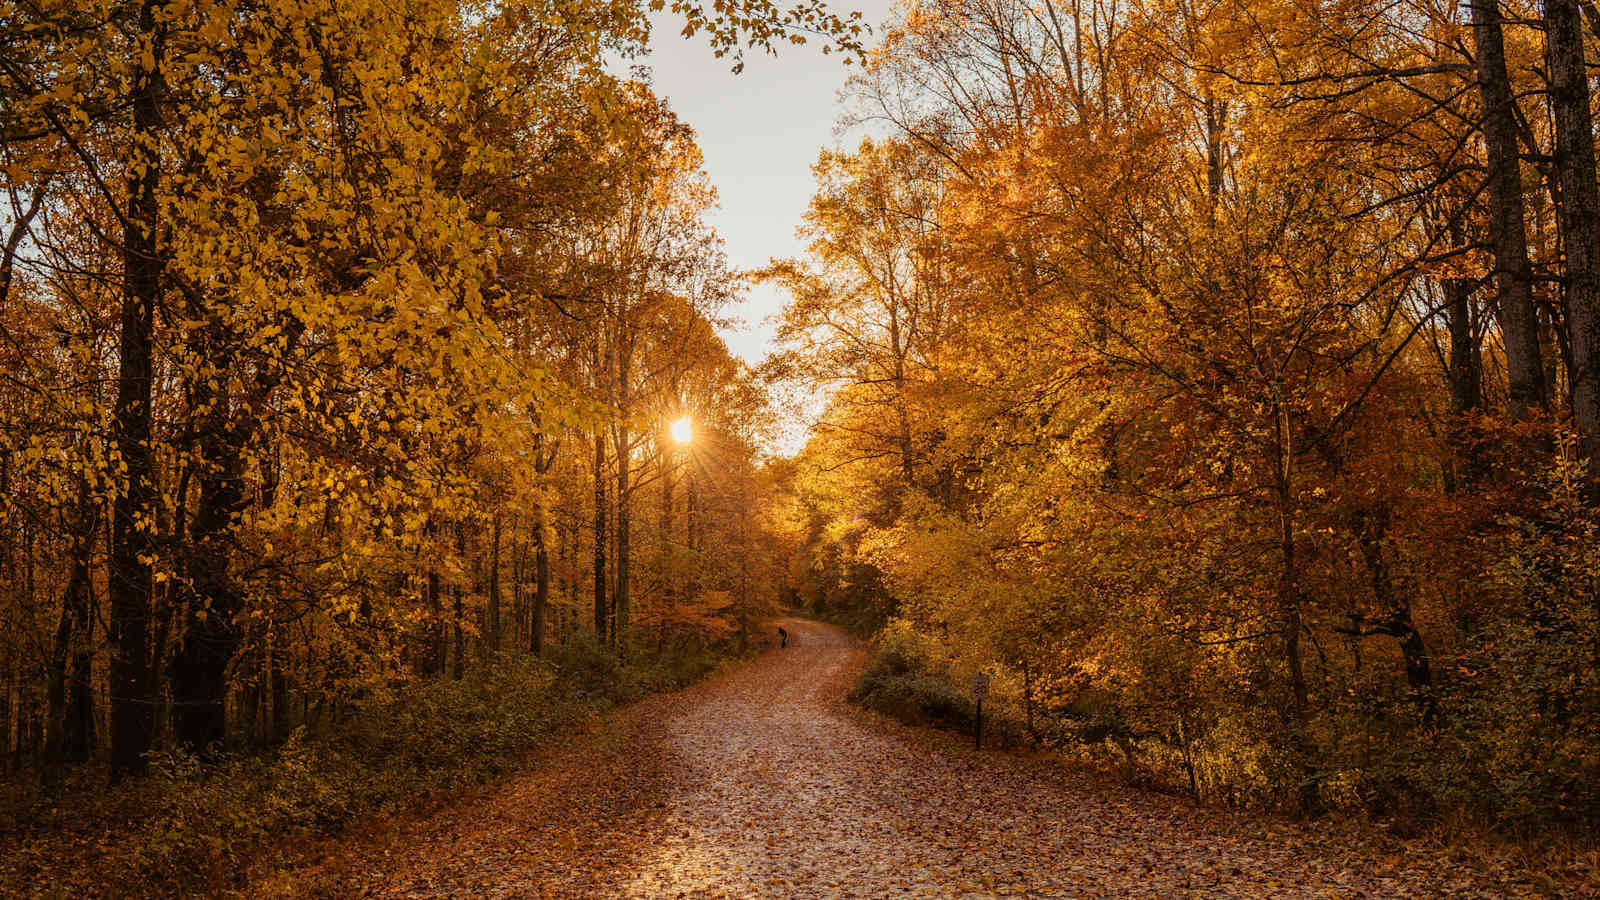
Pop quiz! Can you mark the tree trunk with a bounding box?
[615,422,631,644]
[271,629,291,741]
[1021,659,1037,744]
[47,494,98,768]
[1447,279,1483,417]
[888,304,916,489]
[486,514,502,652]
[452,523,465,680]
[511,532,526,651]
[452,582,464,681]
[661,438,673,602]
[6,668,19,772]
[687,468,698,557]
[661,438,676,645]
[419,568,443,677]
[1472,0,1549,420]
[1205,94,1228,207]
[1354,508,1436,726]
[1445,277,1484,488]
[532,511,549,656]
[66,580,96,762]
[170,414,248,752]
[1547,0,1600,488]
[593,431,608,639]
[1273,400,1315,811]
[109,0,163,780]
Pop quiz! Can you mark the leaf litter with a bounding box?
[272,620,1594,898]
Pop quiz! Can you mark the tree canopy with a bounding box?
[771,0,1600,829]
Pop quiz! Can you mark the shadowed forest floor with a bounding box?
[263,620,1591,898]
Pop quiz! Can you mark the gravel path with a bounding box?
[279,619,1583,898]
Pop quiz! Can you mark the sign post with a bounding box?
[971,672,990,750]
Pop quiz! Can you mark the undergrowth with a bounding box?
[849,627,1029,750]
[849,619,1600,865]
[0,639,737,898]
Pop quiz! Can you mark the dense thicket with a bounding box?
[770,0,1600,831]
[0,0,861,793]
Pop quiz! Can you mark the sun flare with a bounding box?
[670,416,693,445]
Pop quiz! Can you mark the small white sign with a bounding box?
[971,672,990,699]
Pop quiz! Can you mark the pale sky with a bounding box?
[641,1,899,366]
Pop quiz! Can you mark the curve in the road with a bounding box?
[283,618,1548,899]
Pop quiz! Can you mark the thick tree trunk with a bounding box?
[1546,0,1600,487]
[1472,0,1549,419]
[169,415,248,752]
[164,144,297,752]
[1204,94,1228,207]
[109,0,164,780]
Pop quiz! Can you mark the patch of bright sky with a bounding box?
[639,1,898,367]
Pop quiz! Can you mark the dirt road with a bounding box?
[280,619,1565,898]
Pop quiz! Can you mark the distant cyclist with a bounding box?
[777,626,789,648]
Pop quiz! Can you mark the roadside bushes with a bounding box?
[853,650,973,731]
[1423,460,1600,832]
[0,640,738,897]
[840,458,1600,836]
[850,623,1027,748]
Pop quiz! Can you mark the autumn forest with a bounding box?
[3,0,1600,894]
